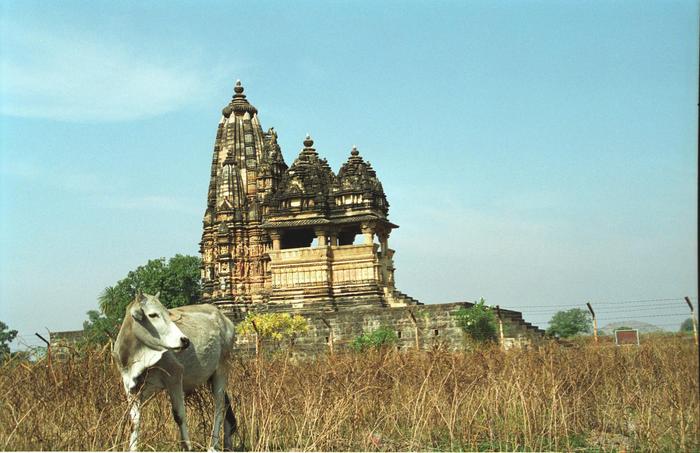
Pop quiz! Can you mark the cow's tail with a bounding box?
[223,392,239,451]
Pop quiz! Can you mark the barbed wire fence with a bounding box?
[515,296,698,332]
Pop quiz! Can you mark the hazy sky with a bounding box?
[1,1,697,349]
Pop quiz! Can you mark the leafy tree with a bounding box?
[680,318,696,333]
[456,298,498,342]
[83,255,202,344]
[546,308,592,338]
[81,310,119,345]
[99,255,201,320]
[0,321,18,356]
[351,326,398,352]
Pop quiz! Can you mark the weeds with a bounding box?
[0,336,697,451]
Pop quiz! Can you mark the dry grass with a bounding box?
[1,336,697,451]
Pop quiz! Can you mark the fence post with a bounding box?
[35,332,58,384]
[496,305,505,349]
[684,297,698,347]
[586,302,598,344]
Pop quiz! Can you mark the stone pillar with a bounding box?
[314,228,327,247]
[378,231,390,253]
[329,229,338,247]
[270,230,281,250]
[361,223,375,245]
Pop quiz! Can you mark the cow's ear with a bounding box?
[154,291,161,299]
[130,305,144,321]
[135,290,143,303]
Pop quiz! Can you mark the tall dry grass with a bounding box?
[1,336,697,451]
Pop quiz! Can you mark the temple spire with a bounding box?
[222,79,258,118]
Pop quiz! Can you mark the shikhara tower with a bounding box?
[200,81,418,314]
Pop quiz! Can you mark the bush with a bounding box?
[351,326,398,351]
[236,312,309,347]
[455,298,498,342]
[547,308,592,338]
[680,317,695,333]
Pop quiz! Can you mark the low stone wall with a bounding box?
[228,301,545,357]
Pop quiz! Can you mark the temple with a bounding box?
[48,80,544,355]
[200,81,419,315]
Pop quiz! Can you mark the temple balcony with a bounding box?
[267,242,401,307]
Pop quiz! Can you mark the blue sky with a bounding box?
[1,1,697,348]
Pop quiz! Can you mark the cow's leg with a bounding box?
[208,370,227,451]
[167,382,192,451]
[128,396,141,452]
[223,392,237,451]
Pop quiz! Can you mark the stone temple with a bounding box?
[200,81,418,316]
[195,80,544,354]
[51,80,544,353]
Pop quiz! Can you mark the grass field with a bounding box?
[1,335,697,451]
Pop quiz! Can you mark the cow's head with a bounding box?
[128,291,190,352]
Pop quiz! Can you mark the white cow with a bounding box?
[112,292,237,451]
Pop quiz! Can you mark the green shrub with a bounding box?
[351,326,398,351]
[546,308,592,338]
[456,298,498,342]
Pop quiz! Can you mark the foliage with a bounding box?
[81,310,119,346]
[0,321,18,357]
[236,313,309,344]
[351,326,398,351]
[546,308,593,338]
[455,298,498,342]
[83,255,202,345]
[99,254,202,320]
[680,317,695,333]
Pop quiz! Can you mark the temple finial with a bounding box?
[234,80,244,94]
[303,134,314,148]
[351,145,359,156]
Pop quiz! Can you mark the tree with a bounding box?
[456,298,498,342]
[546,308,592,338]
[351,326,399,352]
[81,310,118,345]
[83,255,202,344]
[99,255,201,320]
[0,321,18,356]
[680,318,695,333]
